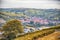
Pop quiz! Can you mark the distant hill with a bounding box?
[0,8,60,27]
[0,8,60,20]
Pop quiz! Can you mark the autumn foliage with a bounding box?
[2,19,24,40]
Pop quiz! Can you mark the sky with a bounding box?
[0,0,60,9]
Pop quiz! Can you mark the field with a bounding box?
[14,26,60,40]
[37,31,60,40]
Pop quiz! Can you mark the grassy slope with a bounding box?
[14,26,60,40]
[14,30,54,40]
[1,12,29,18]
[37,31,60,40]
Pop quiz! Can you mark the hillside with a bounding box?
[37,31,60,40]
[0,8,60,40]
[14,26,60,40]
[0,9,60,21]
[0,9,60,27]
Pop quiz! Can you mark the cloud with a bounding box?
[0,0,60,9]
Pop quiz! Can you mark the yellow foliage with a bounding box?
[2,19,24,35]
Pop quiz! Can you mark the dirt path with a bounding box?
[37,31,60,40]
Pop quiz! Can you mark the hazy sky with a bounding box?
[0,0,60,9]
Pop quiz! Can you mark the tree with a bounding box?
[2,19,24,39]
